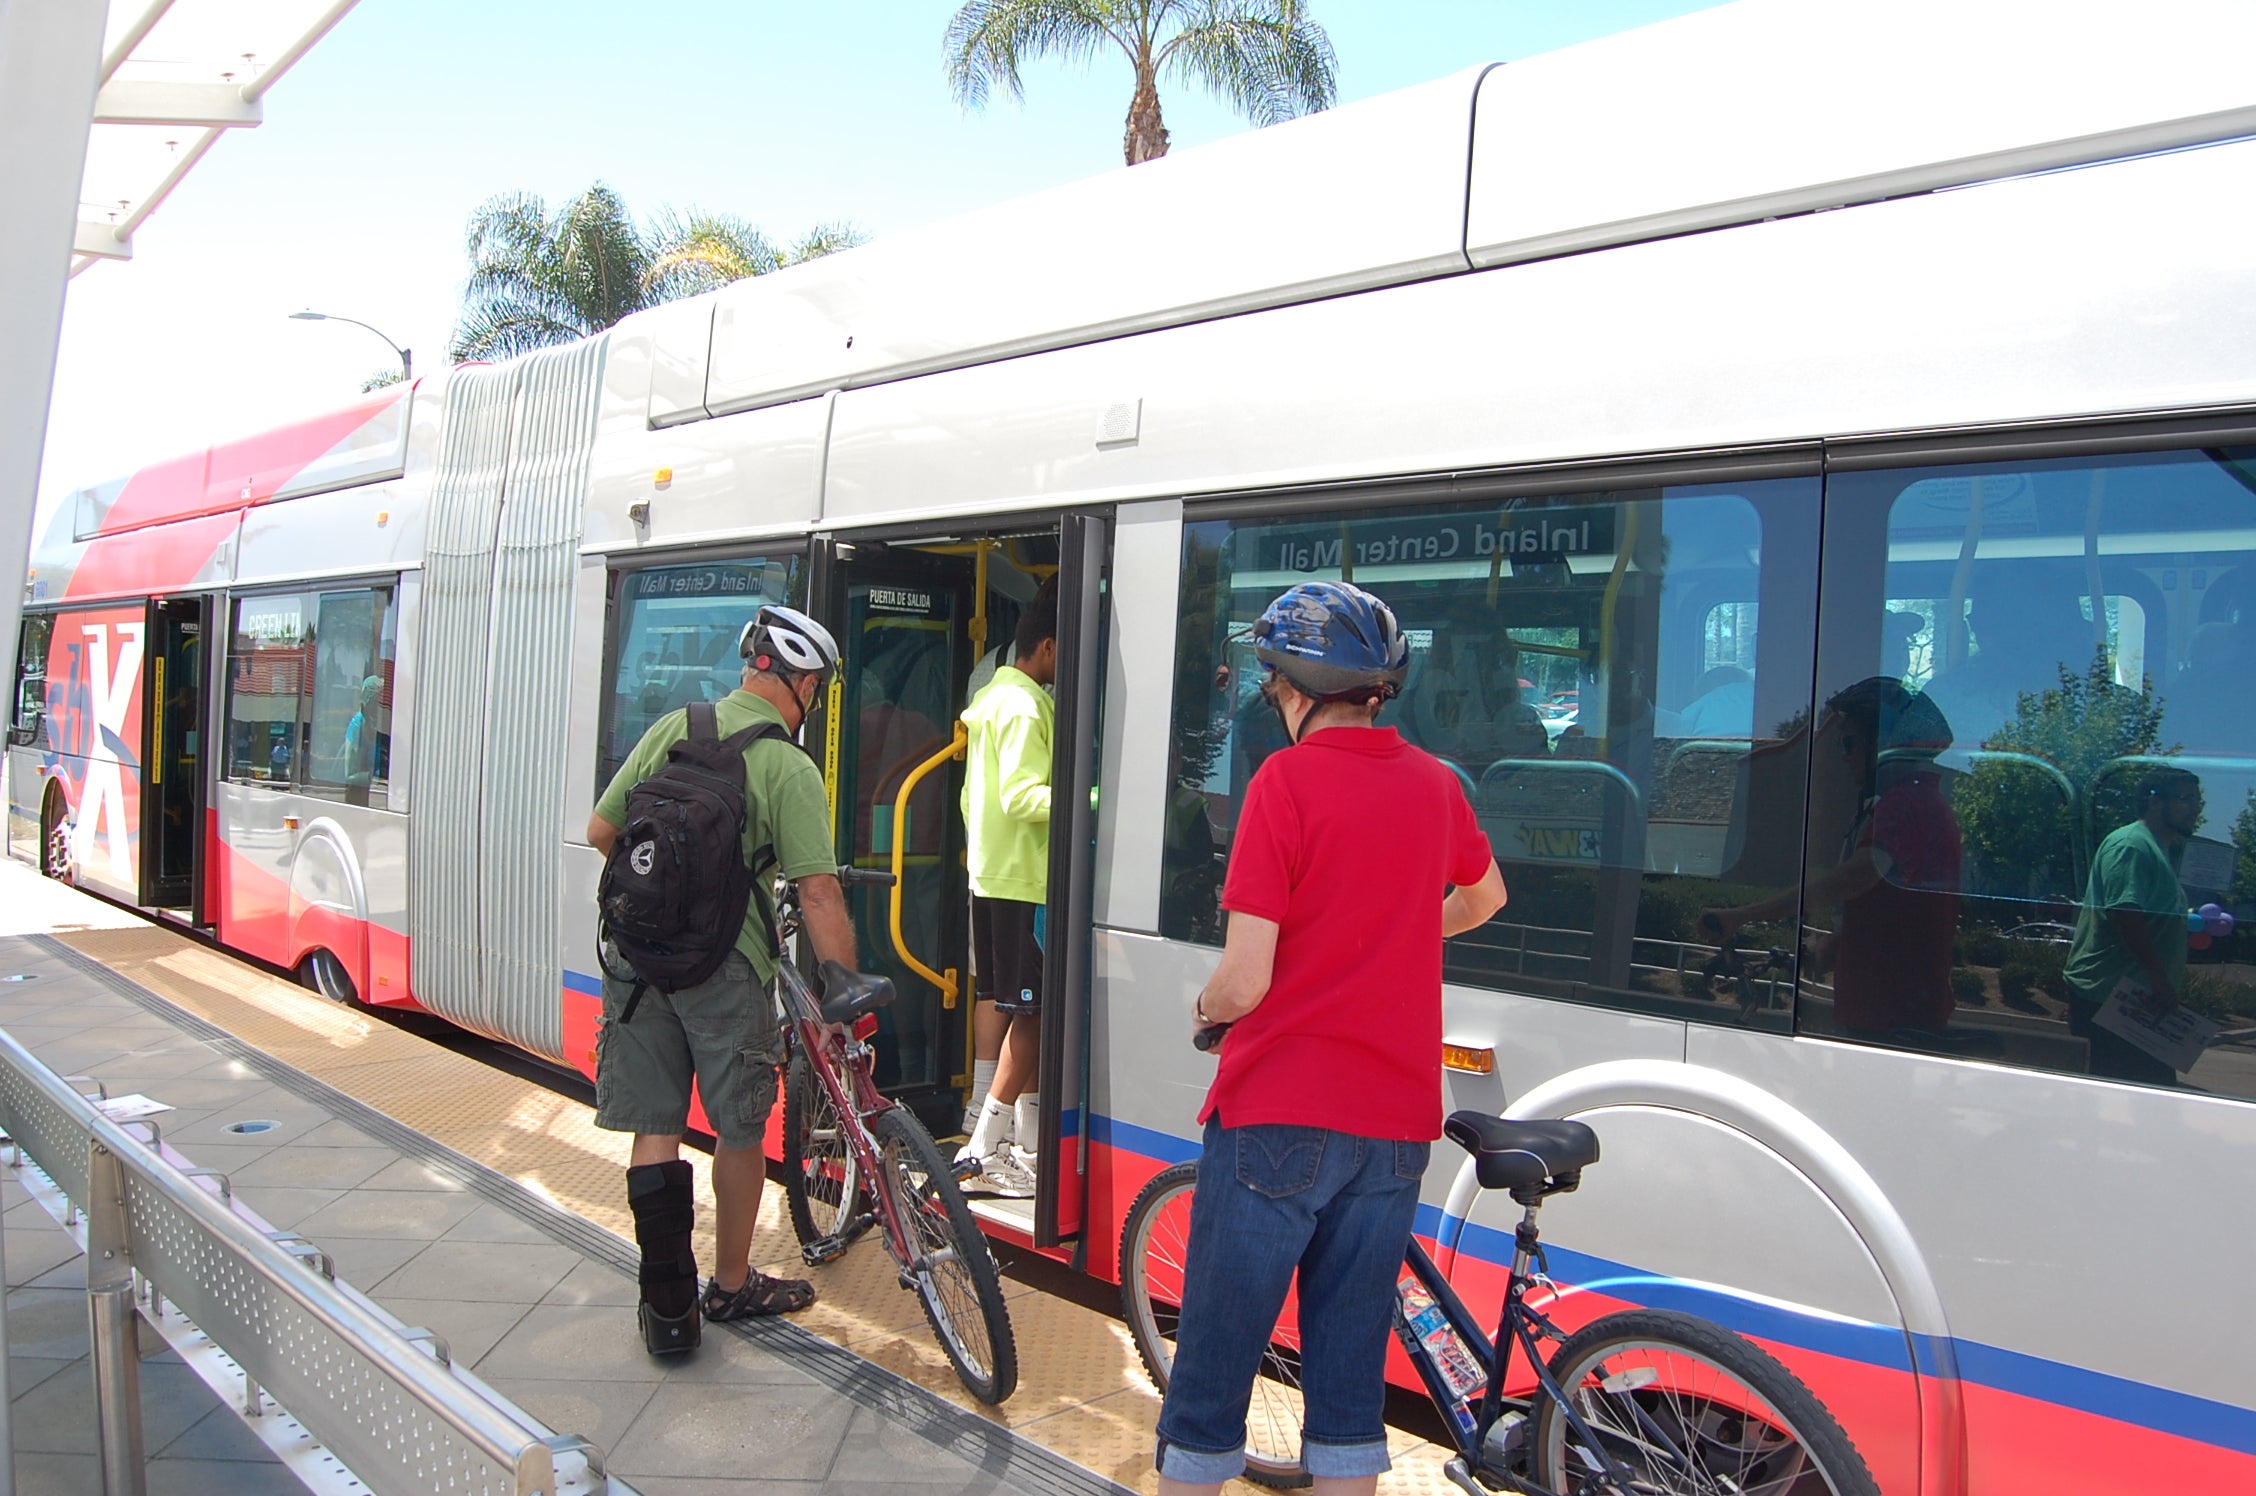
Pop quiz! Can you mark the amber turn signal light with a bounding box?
[1442,1042,1495,1075]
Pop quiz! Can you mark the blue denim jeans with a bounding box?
[1154,1116,1429,1484]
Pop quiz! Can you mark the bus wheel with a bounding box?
[300,949,359,1005]
[38,788,69,881]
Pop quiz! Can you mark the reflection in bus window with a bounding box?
[1812,448,2256,1101]
[1162,478,1820,1028]
[228,586,397,808]
[600,559,795,792]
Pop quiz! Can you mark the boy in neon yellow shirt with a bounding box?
[956,578,1058,1196]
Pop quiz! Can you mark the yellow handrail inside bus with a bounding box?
[891,722,967,1008]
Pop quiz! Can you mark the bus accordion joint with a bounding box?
[891,722,967,1009]
[1442,1041,1495,1075]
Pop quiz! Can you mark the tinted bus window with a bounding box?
[1807,447,2256,1100]
[228,585,397,808]
[1164,477,1820,1027]
[601,559,795,791]
[12,613,52,748]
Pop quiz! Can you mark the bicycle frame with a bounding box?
[1399,1207,1643,1495]
[774,953,908,1262]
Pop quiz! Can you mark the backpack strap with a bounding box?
[687,700,720,742]
[722,717,794,959]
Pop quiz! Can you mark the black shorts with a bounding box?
[972,896,1045,1013]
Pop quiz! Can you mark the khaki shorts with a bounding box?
[594,951,782,1151]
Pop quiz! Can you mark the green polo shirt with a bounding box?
[595,690,835,983]
[2064,817,2187,1005]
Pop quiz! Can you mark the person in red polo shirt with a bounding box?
[1155,581,1506,1496]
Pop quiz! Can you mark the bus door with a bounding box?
[815,518,1103,1250]
[140,596,208,916]
[815,539,981,1140]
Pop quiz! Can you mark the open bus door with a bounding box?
[140,596,208,918]
[812,517,1102,1251]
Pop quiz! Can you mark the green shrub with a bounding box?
[1958,929,2009,967]
[1949,967,1987,1003]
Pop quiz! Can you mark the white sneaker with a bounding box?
[962,1148,1035,1199]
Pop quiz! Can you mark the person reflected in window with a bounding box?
[339,675,383,806]
[1675,664,1754,738]
[1923,572,2093,751]
[1704,679,1962,1040]
[2063,767,2202,1087]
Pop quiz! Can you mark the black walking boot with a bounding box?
[627,1160,701,1355]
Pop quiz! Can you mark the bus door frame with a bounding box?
[139,593,211,918]
[1034,509,1106,1250]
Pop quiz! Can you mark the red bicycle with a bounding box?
[774,866,1017,1404]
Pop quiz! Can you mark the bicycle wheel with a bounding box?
[1531,1308,1878,1496]
[870,1107,1018,1405]
[781,1047,862,1249]
[1117,1163,1311,1490]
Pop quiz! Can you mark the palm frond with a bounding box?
[1159,0,1336,127]
[785,221,868,264]
[644,209,783,299]
[946,0,1126,110]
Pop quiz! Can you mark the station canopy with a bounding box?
[72,0,358,277]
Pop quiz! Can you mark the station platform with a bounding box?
[0,863,1457,1496]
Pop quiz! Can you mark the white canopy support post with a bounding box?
[0,0,110,878]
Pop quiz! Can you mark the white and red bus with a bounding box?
[16,4,2256,1488]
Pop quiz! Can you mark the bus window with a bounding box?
[1164,476,1821,1027]
[302,587,396,808]
[228,592,314,788]
[1808,447,2256,1100]
[11,613,52,748]
[228,584,397,808]
[600,558,795,793]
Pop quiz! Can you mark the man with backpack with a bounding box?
[588,604,858,1353]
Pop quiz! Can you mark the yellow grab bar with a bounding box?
[890,722,967,1008]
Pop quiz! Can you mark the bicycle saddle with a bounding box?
[1443,1111,1601,1192]
[817,962,897,1024]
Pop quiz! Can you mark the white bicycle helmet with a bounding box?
[740,604,841,681]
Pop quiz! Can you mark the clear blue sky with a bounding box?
[39,0,1726,513]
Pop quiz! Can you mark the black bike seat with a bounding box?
[818,962,897,1025]
[1443,1112,1600,1192]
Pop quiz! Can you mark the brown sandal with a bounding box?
[702,1270,816,1319]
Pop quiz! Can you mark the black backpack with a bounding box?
[598,702,789,1021]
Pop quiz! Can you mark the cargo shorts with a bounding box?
[594,951,782,1151]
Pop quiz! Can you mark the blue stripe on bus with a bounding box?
[1104,1117,2256,1460]
[561,969,603,997]
[1089,1112,1202,1167]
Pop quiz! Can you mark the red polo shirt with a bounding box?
[1204,726,1495,1141]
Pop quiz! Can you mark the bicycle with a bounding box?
[772,866,1018,1405]
[1121,1106,1877,1494]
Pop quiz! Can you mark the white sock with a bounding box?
[1013,1093,1041,1151]
[968,1060,998,1124]
[965,1096,1011,1160]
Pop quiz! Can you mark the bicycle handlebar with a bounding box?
[1193,1022,1231,1053]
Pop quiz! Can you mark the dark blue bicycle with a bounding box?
[1122,1110,1878,1494]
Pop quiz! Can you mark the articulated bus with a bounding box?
[15,3,2256,1487]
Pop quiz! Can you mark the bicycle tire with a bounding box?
[1117,1162,1311,1490]
[870,1107,1019,1405]
[781,1047,861,1248]
[1531,1308,1879,1496]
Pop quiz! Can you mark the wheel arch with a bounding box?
[1436,1058,1966,1496]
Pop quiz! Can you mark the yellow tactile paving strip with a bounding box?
[53,922,1458,1495]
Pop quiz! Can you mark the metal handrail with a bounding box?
[0,1027,573,1495]
[889,722,966,1009]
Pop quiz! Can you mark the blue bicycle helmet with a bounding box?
[1253,581,1411,700]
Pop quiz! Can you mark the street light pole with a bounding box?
[288,309,411,384]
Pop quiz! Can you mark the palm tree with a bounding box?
[450,186,867,361]
[945,0,1338,166]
